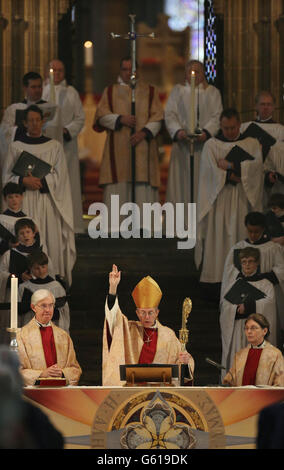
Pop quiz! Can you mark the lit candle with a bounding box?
[10,275,18,330]
[84,41,93,66]
[189,71,196,135]
[49,68,56,104]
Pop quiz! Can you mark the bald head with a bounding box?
[49,59,65,85]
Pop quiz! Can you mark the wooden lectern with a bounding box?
[120,364,179,387]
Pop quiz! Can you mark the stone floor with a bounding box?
[69,234,222,386]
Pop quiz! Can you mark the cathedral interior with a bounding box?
[0,0,283,386]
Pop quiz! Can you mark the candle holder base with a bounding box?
[6,327,21,353]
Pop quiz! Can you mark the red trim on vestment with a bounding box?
[40,326,57,368]
[138,328,158,364]
[242,348,263,385]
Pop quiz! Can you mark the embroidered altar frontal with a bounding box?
[24,386,284,449]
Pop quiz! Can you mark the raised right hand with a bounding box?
[109,264,121,295]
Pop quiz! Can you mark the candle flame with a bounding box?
[49,68,53,73]
[191,71,195,76]
[84,41,93,48]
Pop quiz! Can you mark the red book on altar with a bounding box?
[34,377,67,387]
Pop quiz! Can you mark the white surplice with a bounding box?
[2,138,76,286]
[165,82,223,209]
[195,136,264,283]
[220,277,277,379]
[221,238,284,333]
[0,101,61,145]
[241,121,284,204]
[43,80,85,233]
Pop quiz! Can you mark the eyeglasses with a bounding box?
[244,326,261,331]
[137,310,157,317]
[36,303,55,310]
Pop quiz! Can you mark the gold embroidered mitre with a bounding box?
[132,276,162,308]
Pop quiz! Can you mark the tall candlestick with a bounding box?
[84,41,93,67]
[189,71,195,134]
[10,275,18,329]
[49,68,56,104]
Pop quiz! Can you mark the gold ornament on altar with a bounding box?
[179,297,192,351]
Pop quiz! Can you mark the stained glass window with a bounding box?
[204,0,217,83]
[165,0,204,62]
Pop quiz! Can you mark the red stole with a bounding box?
[139,328,158,364]
[40,326,57,367]
[242,348,263,385]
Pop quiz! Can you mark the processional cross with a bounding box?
[111,14,155,203]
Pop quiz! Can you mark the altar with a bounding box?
[23,386,284,450]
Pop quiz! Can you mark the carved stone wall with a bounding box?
[0,0,71,118]
[214,0,284,122]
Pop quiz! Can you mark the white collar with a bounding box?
[35,318,52,328]
[256,115,273,122]
[251,340,266,349]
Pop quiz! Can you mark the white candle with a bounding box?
[10,275,18,330]
[189,71,196,135]
[84,41,93,66]
[49,68,56,104]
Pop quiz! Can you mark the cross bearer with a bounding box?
[93,56,164,220]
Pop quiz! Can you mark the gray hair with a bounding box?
[31,289,55,306]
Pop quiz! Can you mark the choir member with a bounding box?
[2,105,76,287]
[43,59,85,233]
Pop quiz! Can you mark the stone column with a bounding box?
[0,0,71,119]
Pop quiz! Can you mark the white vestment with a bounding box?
[220,277,277,379]
[0,101,61,145]
[0,213,44,251]
[18,278,70,332]
[165,82,223,209]
[2,138,76,286]
[263,142,284,199]
[195,136,264,283]
[221,238,284,333]
[240,121,284,142]
[0,247,54,300]
[42,80,85,233]
[241,121,284,204]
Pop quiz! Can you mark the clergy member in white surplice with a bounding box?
[263,142,284,199]
[0,71,59,147]
[2,105,76,287]
[195,108,264,285]
[221,211,284,343]
[42,59,85,233]
[165,59,223,210]
[240,90,284,141]
[220,247,278,379]
[240,91,284,203]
